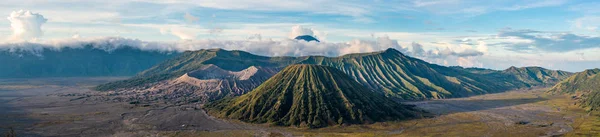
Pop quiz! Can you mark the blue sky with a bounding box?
[0,0,599,72]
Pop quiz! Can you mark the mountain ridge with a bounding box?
[548,68,600,110]
[97,48,571,101]
[0,45,177,78]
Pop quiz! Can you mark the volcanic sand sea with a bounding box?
[0,77,598,136]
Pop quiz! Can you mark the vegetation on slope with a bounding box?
[97,48,571,100]
[296,49,531,99]
[549,69,600,110]
[204,64,421,128]
[0,45,176,78]
[95,49,298,91]
[503,66,572,86]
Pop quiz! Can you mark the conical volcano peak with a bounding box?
[382,48,405,55]
[204,64,422,128]
[294,35,320,42]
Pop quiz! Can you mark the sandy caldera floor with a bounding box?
[0,77,598,137]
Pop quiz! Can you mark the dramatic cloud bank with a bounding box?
[0,35,487,65]
[7,10,48,41]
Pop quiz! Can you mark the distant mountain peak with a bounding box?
[384,48,402,54]
[294,35,320,42]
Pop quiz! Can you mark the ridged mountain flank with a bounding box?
[95,49,297,91]
[204,64,422,128]
[549,69,600,110]
[98,48,568,100]
[503,66,572,86]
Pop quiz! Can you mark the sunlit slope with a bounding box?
[549,69,600,110]
[503,66,572,86]
[297,48,523,99]
[204,64,422,128]
[98,48,570,100]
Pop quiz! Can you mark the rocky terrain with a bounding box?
[98,48,572,101]
[103,65,280,104]
[3,77,596,136]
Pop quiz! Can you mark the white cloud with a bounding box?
[496,28,600,52]
[0,36,406,57]
[288,25,315,39]
[72,34,80,39]
[1,35,595,71]
[7,10,48,41]
[247,33,262,41]
[456,57,482,67]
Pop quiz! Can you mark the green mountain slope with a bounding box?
[98,48,571,100]
[503,66,572,86]
[549,69,600,110]
[204,64,422,128]
[0,45,177,78]
[452,66,572,87]
[295,49,527,99]
[95,49,298,91]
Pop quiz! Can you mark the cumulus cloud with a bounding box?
[0,35,488,68]
[7,10,48,41]
[72,33,81,39]
[339,36,406,55]
[0,36,407,57]
[405,41,487,68]
[288,25,314,39]
[247,33,262,41]
[497,28,600,52]
[209,27,223,35]
[411,42,426,56]
[408,42,485,59]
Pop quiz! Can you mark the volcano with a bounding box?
[294,35,320,42]
[204,64,422,128]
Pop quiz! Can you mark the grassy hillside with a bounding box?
[204,64,422,128]
[549,69,600,110]
[296,49,531,99]
[503,66,572,86]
